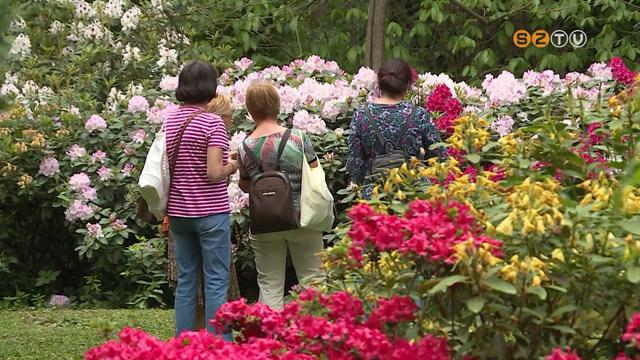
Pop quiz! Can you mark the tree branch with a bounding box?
[448,0,488,24]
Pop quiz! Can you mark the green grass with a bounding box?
[0,309,173,360]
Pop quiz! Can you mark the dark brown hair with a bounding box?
[377,59,413,96]
[175,61,218,104]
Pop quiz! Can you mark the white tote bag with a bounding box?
[300,152,335,232]
[138,126,170,221]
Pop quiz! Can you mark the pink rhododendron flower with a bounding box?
[97,166,113,181]
[426,84,462,134]
[90,150,107,164]
[86,223,104,238]
[228,181,249,214]
[159,75,178,91]
[352,67,378,92]
[79,186,97,201]
[292,110,327,135]
[85,114,107,132]
[491,115,514,137]
[48,294,70,308]
[67,144,87,160]
[234,57,254,71]
[609,57,636,85]
[546,348,582,360]
[622,313,640,348]
[229,131,247,152]
[131,129,147,143]
[587,62,613,81]
[147,100,179,124]
[111,219,127,231]
[121,163,134,177]
[127,95,150,113]
[38,157,60,177]
[65,199,94,221]
[69,172,91,191]
[482,71,527,106]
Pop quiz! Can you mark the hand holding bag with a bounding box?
[300,150,334,232]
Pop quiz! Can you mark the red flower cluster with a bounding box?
[610,57,637,86]
[347,199,503,264]
[546,348,582,360]
[86,291,450,360]
[623,313,640,348]
[426,84,462,135]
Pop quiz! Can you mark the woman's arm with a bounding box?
[207,147,237,182]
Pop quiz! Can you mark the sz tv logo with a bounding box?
[513,29,587,48]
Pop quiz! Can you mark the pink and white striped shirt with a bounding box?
[165,105,230,217]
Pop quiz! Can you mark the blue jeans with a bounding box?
[169,214,231,338]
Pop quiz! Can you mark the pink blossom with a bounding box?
[65,199,94,221]
[228,181,249,214]
[131,129,147,143]
[48,294,70,308]
[491,115,514,137]
[67,144,87,161]
[234,57,254,71]
[622,313,640,348]
[292,110,326,135]
[609,57,637,85]
[146,100,179,124]
[587,62,613,81]
[277,85,299,114]
[482,71,527,106]
[91,150,107,164]
[79,186,97,201]
[229,131,247,152]
[69,172,91,191]
[85,114,107,132]
[546,348,582,360]
[86,223,104,238]
[127,95,150,113]
[97,166,113,181]
[351,67,378,92]
[159,75,178,91]
[38,157,60,177]
[111,219,128,231]
[121,163,134,177]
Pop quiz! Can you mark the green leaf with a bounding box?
[428,275,467,294]
[617,218,640,235]
[526,286,547,300]
[548,325,577,335]
[550,305,578,318]
[485,278,517,295]
[466,153,481,164]
[627,267,640,284]
[466,296,486,313]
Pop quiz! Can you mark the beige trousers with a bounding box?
[251,228,325,310]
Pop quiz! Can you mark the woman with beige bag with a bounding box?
[237,82,333,310]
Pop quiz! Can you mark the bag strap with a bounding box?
[363,105,392,153]
[242,128,292,174]
[170,110,203,176]
[274,128,292,171]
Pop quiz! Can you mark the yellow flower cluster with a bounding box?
[498,134,519,157]
[496,177,563,236]
[31,133,46,148]
[13,142,28,154]
[499,255,547,286]
[1,163,17,176]
[56,128,70,138]
[624,234,640,260]
[453,239,501,272]
[621,185,640,215]
[363,251,413,281]
[17,174,33,189]
[577,172,616,211]
[0,128,11,136]
[447,115,490,150]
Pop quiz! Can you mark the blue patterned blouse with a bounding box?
[347,102,447,184]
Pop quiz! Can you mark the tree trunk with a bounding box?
[364,0,387,71]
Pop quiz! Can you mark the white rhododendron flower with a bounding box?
[121,6,141,32]
[9,34,31,60]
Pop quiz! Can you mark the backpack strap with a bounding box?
[363,105,393,153]
[241,128,292,173]
[274,128,292,171]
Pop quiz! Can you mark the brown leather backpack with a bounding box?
[241,129,299,235]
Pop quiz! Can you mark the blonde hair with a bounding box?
[207,95,234,128]
[245,82,280,121]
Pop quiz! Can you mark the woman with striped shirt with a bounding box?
[165,61,238,337]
